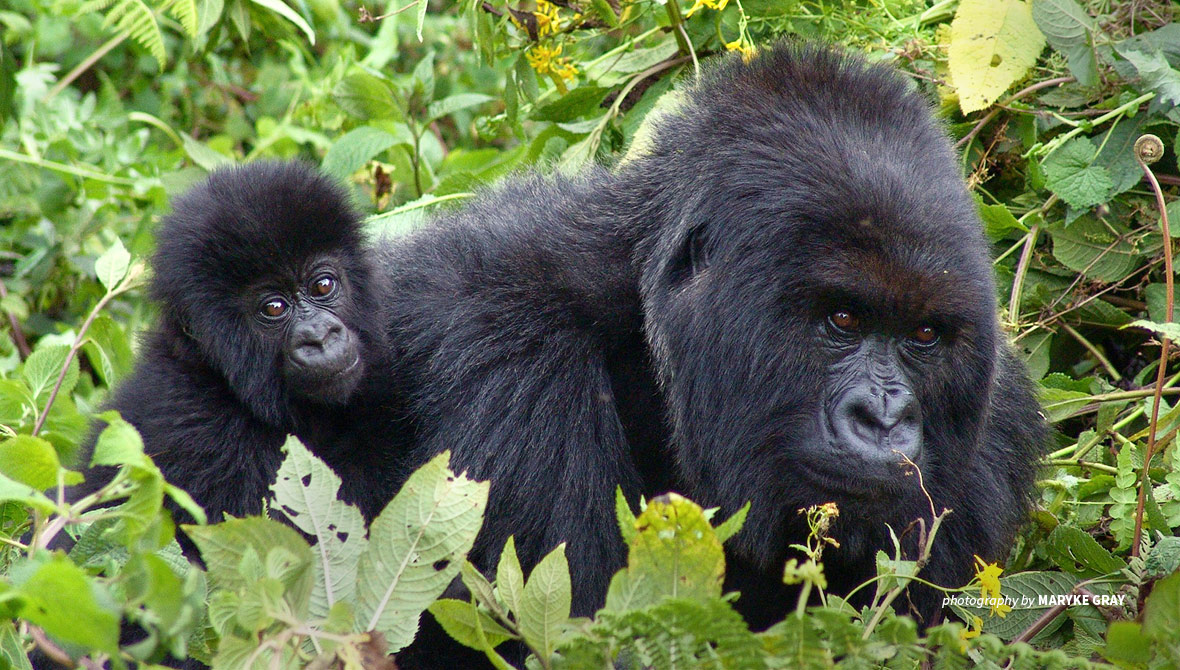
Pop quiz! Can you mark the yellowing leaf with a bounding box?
[948,0,1045,113]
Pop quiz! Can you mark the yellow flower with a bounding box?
[685,0,728,18]
[526,43,578,82]
[958,614,982,651]
[535,0,561,38]
[725,38,755,62]
[973,555,1003,600]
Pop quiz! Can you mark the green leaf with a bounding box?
[270,436,367,620]
[1128,319,1180,342]
[1142,571,1180,640]
[194,0,224,36]
[497,537,525,620]
[427,598,515,651]
[412,51,435,103]
[954,571,1078,641]
[1031,0,1097,85]
[604,493,725,612]
[81,314,134,387]
[354,451,489,652]
[532,86,609,122]
[0,471,54,513]
[248,0,315,45]
[333,72,401,121]
[425,93,494,125]
[94,238,131,292]
[979,201,1026,240]
[180,134,232,170]
[614,487,637,545]
[1115,45,1180,106]
[948,0,1046,113]
[1103,621,1153,665]
[713,501,750,544]
[90,412,146,467]
[0,435,67,490]
[1050,215,1140,282]
[9,553,120,652]
[80,0,165,68]
[1042,138,1113,209]
[168,0,198,37]
[1045,525,1127,577]
[518,543,570,659]
[322,126,402,180]
[188,516,315,616]
[22,345,77,409]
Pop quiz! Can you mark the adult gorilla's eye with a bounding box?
[829,310,859,331]
[910,325,939,345]
[311,275,337,297]
[261,299,288,318]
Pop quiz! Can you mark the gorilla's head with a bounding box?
[631,44,1001,566]
[151,162,384,427]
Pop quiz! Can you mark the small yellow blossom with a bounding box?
[958,614,983,651]
[534,0,561,38]
[685,0,728,18]
[725,38,756,62]
[973,556,1003,599]
[989,597,1012,618]
[526,43,579,82]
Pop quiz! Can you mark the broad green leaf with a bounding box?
[9,553,120,652]
[427,598,515,651]
[0,435,73,490]
[979,201,1026,240]
[0,621,33,670]
[270,436,367,620]
[954,571,1077,640]
[91,411,146,467]
[518,544,570,659]
[1031,0,1097,85]
[94,238,131,292]
[614,487,637,545]
[1043,137,1113,210]
[0,379,32,428]
[532,86,609,122]
[1104,621,1153,665]
[412,51,435,103]
[333,72,401,121]
[1115,45,1180,106]
[22,345,77,408]
[248,0,315,44]
[322,126,402,180]
[180,134,231,170]
[604,493,725,612]
[1049,215,1140,282]
[1142,571,1180,640]
[948,0,1045,113]
[1039,386,1091,423]
[354,451,488,652]
[425,94,494,125]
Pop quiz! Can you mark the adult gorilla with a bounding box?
[387,39,1044,641]
[74,162,410,554]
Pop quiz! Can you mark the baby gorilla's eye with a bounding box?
[829,310,859,331]
[311,275,336,298]
[910,325,939,345]
[261,298,288,318]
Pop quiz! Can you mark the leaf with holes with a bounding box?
[353,451,488,652]
[948,0,1045,113]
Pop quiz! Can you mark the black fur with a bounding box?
[387,41,1044,665]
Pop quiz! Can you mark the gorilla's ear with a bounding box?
[666,223,711,285]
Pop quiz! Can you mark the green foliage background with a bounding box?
[2,0,1180,666]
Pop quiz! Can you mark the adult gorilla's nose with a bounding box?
[832,384,922,461]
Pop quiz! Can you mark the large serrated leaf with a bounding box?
[22,345,77,409]
[1043,137,1113,210]
[0,435,65,490]
[333,72,401,122]
[94,239,130,292]
[948,0,1046,113]
[354,451,488,652]
[9,554,120,652]
[270,436,367,620]
[1032,0,1097,85]
[955,571,1078,641]
[1045,525,1127,577]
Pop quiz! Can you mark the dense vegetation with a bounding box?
[2,0,1179,666]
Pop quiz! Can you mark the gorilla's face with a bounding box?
[249,256,366,405]
[640,171,998,558]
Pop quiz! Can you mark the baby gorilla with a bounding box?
[75,161,410,555]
